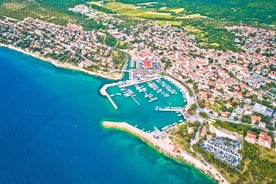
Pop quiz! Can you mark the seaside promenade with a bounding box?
[164,76,193,108]
[102,121,228,184]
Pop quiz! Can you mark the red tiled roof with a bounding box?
[259,132,272,143]
[251,115,261,122]
[143,61,152,68]
[246,131,257,140]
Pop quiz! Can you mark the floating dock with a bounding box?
[155,106,181,112]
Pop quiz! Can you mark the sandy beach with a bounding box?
[102,121,228,184]
[0,44,122,80]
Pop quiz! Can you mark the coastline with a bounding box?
[0,44,122,80]
[1,43,225,183]
[102,120,228,184]
[164,76,193,108]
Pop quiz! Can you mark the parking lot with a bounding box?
[199,137,242,167]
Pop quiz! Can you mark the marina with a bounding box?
[101,77,187,130]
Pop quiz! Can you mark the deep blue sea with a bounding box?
[0,47,215,184]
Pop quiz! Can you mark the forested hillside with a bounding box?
[117,0,276,26]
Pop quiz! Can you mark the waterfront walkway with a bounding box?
[165,76,193,107]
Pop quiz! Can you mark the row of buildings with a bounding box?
[0,17,122,72]
[114,22,275,126]
[245,131,273,148]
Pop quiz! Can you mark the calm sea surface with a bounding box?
[0,47,215,184]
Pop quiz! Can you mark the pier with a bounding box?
[100,83,120,109]
[130,95,140,106]
[155,106,182,112]
[118,76,163,88]
[106,93,118,109]
[100,76,189,111]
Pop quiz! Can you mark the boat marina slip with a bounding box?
[0,47,216,184]
[98,59,227,183]
[0,48,214,184]
[1,3,275,183]
[100,71,225,182]
[100,76,190,124]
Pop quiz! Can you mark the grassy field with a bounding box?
[159,7,185,14]
[90,1,173,19]
[155,20,182,26]
[117,0,276,27]
[176,14,207,19]
[89,0,241,51]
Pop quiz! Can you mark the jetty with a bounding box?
[118,76,163,88]
[102,121,228,184]
[100,83,120,109]
[130,95,140,106]
[155,106,182,112]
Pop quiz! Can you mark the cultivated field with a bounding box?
[91,1,173,19]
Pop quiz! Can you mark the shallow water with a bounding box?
[0,47,215,184]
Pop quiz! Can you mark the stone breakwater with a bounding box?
[102,121,228,184]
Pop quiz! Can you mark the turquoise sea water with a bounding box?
[106,78,186,130]
[0,47,216,184]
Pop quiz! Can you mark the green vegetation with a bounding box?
[241,115,252,124]
[98,1,173,19]
[181,19,242,51]
[109,49,128,68]
[2,0,275,52]
[194,141,276,183]
[155,20,182,26]
[188,103,197,115]
[117,0,276,26]
[171,121,200,152]
[0,0,104,30]
[253,112,271,124]
[109,0,276,51]
[104,32,117,47]
[213,120,262,136]
[199,112,208,119]
[90,4,116,14]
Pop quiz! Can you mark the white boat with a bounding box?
[149,97,158,103]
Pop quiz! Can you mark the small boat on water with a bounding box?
[135,85,141,91]
[149,97,158,103]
